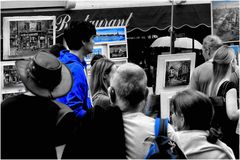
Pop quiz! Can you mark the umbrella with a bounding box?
[150,36,171,48]
[175,37,202,50]
[150,36,202,50]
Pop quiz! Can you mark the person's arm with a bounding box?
[65,65,91,118]
[226,88,239,121]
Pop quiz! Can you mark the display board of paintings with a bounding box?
[85,26,128,70]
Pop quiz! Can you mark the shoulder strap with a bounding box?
[218,81,230,97]
[52,100,73,125]
[155,117,168,137]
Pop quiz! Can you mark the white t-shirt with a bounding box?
[123,112,155,159]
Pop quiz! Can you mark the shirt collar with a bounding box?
[60,50,87,67]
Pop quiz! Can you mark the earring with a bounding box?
[109,87,116,103]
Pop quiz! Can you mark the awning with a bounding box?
[2,3,211,38]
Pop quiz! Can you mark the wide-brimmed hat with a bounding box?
[15,50,73,99]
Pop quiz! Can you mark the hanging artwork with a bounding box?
[94,27,127,44]
[211,1,239,42]
[1,61,25,90]
[108,43,128,59]
[3,16,56,60]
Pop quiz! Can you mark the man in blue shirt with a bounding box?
[56,21,96,118]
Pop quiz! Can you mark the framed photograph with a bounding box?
[113,58,128,67]
[3,16,56,61]
[108,43,128,59]
[94,27,127,44]
[211,1,239,43]
[1,61,25,91]
[156,53,196,94]
[85,46,105,63]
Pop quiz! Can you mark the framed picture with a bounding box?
[1,61,25,91]
[1,91,25,102]
[165,59,191,87]
[85,46,105,63]
[211,1,239,43]
[94,27,127,44]
[3,16,56,61]
[113,58,128,67]
[108,43,128,59]
[155,53,196,94]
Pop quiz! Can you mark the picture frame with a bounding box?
[211,1,239,43]
[94,26,127,44]
[85,45,105,63]
[113,58,128,67]
[1,61,25,91]
[108,43,128,59]
[160,91,176,119]
[3,16,56,61]
[155,53,196,94]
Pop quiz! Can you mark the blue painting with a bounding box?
[94,27,126,44]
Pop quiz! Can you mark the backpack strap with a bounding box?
[155,117,168,137]
[218,81,230,97]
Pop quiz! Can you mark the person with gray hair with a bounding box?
[189,35,239,96]
[189,35,223,94]
[108,63,175,159]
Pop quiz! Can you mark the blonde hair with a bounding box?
[209,45,235,96]
[90,58,115,96]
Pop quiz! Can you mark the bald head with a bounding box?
[110,63,148,107]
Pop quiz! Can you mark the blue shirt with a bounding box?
[56,50,92,118]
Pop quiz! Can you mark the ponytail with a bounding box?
[207,127,222,143]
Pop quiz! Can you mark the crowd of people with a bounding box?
[1,21,239,159]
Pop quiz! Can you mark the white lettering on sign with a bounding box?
[85,12,133,27]
[56,12,133,33]
[56,14,71,32]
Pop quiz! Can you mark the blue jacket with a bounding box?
[56,50,92,118]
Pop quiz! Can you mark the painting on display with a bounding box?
[212,0,239,42]
[165,60,191,87]
[3,16,56,60]
[94,27,127,44]
[108,43,128,59]
[1,61,25,90]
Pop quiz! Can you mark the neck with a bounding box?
[70,48,86,61]
[120,100,146,114]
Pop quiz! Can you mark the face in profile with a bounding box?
[84,35,95,55]
[171,111,184,131]
[202,46,210,61]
